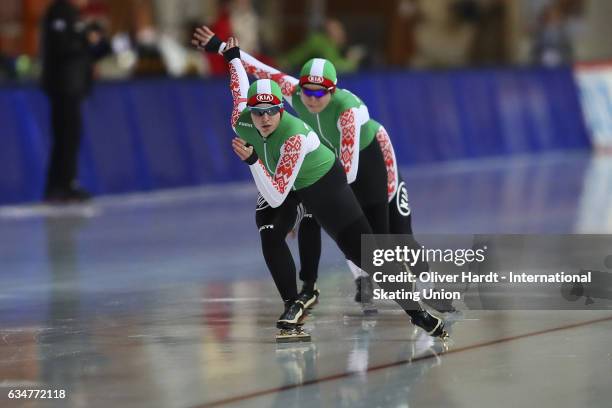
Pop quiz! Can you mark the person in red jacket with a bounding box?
[205,0,275,76]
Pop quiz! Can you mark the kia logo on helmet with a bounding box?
[256,94,274,103]
[307,75,324,84]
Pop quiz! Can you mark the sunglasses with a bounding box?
[248,104,283,116]
[301,87,330,98]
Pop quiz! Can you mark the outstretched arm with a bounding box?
[221,38,249,131]
[193,26,297,106]
[239,51,298,106]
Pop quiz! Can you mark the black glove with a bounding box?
[203,34,223,53]
[223,46,241,63]
[244,143,258,165]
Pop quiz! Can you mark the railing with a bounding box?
[0,66,590,204]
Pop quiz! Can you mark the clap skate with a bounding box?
[297,283,320,310]
[276,325,311,343]
[276,299,311,343]
[406,309,449,340]
[407,266,457,315]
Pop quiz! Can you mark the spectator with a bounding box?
[206,0,273,76]
[41,0,110,202]
[411,0,477,68]
[130,0,167,77]
[0,52,15,81]
[158,20,209,77]
[280,18,365,73]
[531,1,575,66]
[464,0,509,66]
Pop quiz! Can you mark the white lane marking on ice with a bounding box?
[0,204,100,219]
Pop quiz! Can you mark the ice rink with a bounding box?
[1,151,612,408]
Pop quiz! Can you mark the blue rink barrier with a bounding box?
[0,66,590,204]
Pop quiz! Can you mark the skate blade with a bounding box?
[276,329,311,343]
[276,309,310,331]
[438,330,450,341]
[361,305,378,316]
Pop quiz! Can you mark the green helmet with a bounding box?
[299,58,338,89]
[247,79,284,106]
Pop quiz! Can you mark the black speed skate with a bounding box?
[276,300,311,343]
[355,276,378,315]
[406,309,449,339]
[297,284,320,310]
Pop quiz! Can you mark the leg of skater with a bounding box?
[355,202,389,305]
[298,161,447,338]
[296,212,321,308]
[297,211,376,313]
[255,193,311,339]
[390,177,457,314]
[347,136,390,309]
[297,202,379,313]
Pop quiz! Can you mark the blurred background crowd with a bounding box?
[1,0,611,83]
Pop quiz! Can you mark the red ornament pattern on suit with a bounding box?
[229,63,246,128]
[339,110,357,174]
[257,135,303,194]
[242,62,296,97]
[375,127,397,200]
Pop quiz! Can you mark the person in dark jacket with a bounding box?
[41,0,110,202]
